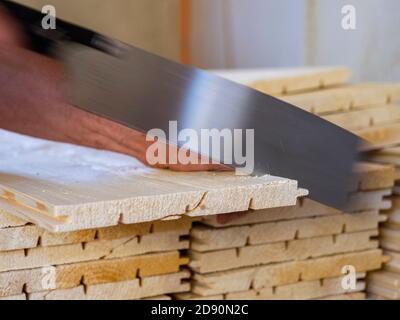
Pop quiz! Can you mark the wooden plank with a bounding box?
[0,293,26,300]
[191,211,383,252]
[351,162,396,191]
[201,185,390,229]
[380,228,400,252]
[368,271,400,291]
[225,275,365,300]
[384,251,400,273]
[368,283,400,300]
[318,292,366,300]
[323,105,400,131]
[191,249,383,296]
[0,251,187,297]
[212,67,352,96]
[0,231,188,272]
[0,129,306,232]
[0,217,192,252]
[370,146,400,167]
[282,84,400,115]
[201,198,341,228]
[189,230,378,273]
[0,210,27,228]
[28,271,190,300]
[356,123,400,151]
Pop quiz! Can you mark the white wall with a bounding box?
[190,0,400,82]
[190,0,306,69]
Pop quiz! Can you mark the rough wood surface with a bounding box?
[179,276,365,300]
[28,271,190,300]
[0,216,192,252]
[0,233,188,272]
[0,251,187,297]
[282,84,400,115]
[190,249,383,296]
[0,131,306,232]
[318,292,366,300]
[212,67,352,96]
[224,274,365,300]
[189,230,378,274]
[356,123,400,151]
[323,105,400,131]
[191,211,384,252]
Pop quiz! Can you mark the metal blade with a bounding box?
[55,41,360,210]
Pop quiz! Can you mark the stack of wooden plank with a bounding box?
[176,162,394,300]
[0,210,193,300]
[2,66,400,300]
[0,130,305,300]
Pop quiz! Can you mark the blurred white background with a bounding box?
[14,0,400,82]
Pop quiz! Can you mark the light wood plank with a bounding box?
[212,67,352,96]
[282,84,400,115]
[189,230,378,274]
[191,211,383,252]
[191,249,383,296]
[0,129,305,232]
[0,251,187,297]
[28,271,190,300]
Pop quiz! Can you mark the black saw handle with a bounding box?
[1,0,116,55]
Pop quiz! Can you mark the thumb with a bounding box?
[0,6,26,47]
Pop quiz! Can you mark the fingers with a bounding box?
[0,6,26,47]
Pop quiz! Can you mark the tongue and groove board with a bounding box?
[212,67,352,96]
[0,130,306,232]
[0,271,190,300]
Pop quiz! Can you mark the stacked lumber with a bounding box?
[0,129,306,300]
[176,162,394,300]
[365,149,400,299]
[0,211,193,300]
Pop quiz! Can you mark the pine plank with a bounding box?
[282,84,400,115]
[0,217,192,252]
[323,105,400,131]
[191,249,383,296]
[28,271,190,300]
[318,292,366,300]
[356,123,400,151]
[191,211,383,252]
[0,251,187,297]
[189,230,378,273]
[212,67,352,95]
[225,275,365,300]
[0,231,188,272]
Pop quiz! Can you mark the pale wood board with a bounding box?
[179,276,365,300]
[28,271,190,300]
[0,234,188,272]
[191,211,384,252]
[0,131,306,232]
[282,83,400,115]
[0,216,192,252]
[318,292,366,300]
[201,188,391,229]
[190,249,383,296]
[356,123,400,151]
[224,274,365,300]
[384,251,400,274]
[189,230,378,274]
[0,251,188,297]
[212,67,352,96]
[323,105,400,131]
[368,283,400,300]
